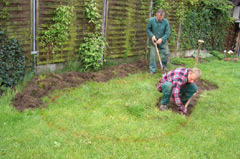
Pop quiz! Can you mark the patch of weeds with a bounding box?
[37,74,47,89]
[60,60,83,73]
[38,74,47,81]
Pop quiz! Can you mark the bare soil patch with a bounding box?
[156,79,218,116]
[12,59,217,114]
[13,59,148,111]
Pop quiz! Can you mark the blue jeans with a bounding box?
[160,82,198,105]
[149,42,170,73]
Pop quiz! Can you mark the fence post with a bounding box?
[146,0,153,58]
[101,0,108,63]
[31,0,38,74]
[175,22,182,56]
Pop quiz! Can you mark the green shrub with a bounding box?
[0,28,25,88]
[78,0,106,71]
[78,33,104,71]
[180,0,233,51]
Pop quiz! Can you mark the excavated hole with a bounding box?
[156,79,218,116]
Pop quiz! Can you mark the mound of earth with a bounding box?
[13,59,148,111]
[13,58,217,116]
[156,79,218,116]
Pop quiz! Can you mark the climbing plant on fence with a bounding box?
[180,0,233,51]
[78,0,106,71]
[0,28,25,89]
[0,0,9,27]
[39,5,75,68]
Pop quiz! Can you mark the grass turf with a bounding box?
[0,58,240,158]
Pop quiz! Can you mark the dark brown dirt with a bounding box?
[13,58,218,115]
[13,59,148,111]
[156,79,218,116]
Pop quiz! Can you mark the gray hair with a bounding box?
[156,9,165,16]
[191,68,202,79]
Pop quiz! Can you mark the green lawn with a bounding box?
[1,58,240,159]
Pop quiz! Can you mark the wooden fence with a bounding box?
[0,0,184,65]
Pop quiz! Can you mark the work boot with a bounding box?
[159,105,168,111]
[163,67,168,74]
[150,72,155,75]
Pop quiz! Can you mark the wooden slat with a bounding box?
[0,0,182,64]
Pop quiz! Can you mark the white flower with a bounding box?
[228,50,233,54]
[224,50,227,53]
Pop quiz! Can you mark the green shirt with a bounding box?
[146,17,170,47]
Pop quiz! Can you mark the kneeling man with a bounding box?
[157,68,201,114]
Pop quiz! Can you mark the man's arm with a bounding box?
[171,81,185,112]
[146,18,154,39]
[161,20,170,44]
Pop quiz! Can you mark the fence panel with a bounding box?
[0,0,32,65]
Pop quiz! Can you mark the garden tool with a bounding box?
[194,40,204,68]
[184,92,197,109]
[153,41,165,76]
[184,40,204,112]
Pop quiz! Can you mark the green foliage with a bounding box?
[0,0,9,26]
[78,0,106,71]
[0,28,25,88]
[153,0,233,51]
[170,57,195,66]
[39,5,75,55]
[180,0,233,51]
[78,33,105,71]
[153,0,170,13]
[209,50,224,60]
[84,0,102,32]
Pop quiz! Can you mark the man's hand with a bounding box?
[183,108,187,114]
[152,36,157,43]
[156,38,162,44]
[179,108,187,115]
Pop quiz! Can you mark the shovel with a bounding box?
[153,42,166,76]
[184,40,204,111]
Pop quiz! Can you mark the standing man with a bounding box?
[146,9,170,75]
[157,68,202,114]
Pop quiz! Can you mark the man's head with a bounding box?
[188,68,201,83]
[156,9,165,21]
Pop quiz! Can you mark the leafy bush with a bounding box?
[78,0,106,71]
[0,28,25,88]
[180,0,233,51]
[78,33,104,71]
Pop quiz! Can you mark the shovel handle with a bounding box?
[184,92,197,109]
[194,40,204,68]
[154,42,163,70]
